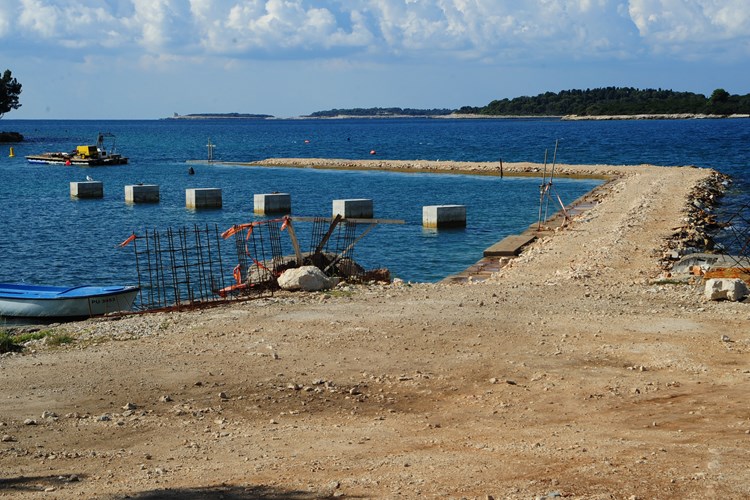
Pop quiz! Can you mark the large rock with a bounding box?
[278,266,333,291]
[704,278,749,302]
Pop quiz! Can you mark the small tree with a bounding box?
[0,69,22,119]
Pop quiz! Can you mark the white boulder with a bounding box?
[278,266,333,292]
[704,278,749,302]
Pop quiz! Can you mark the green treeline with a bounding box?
[458,87,750,116]
[308,107,454,117]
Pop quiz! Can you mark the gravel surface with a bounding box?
[1,160,748,499]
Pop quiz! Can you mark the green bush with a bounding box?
[0,329,74,353]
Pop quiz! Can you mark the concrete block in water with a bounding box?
[254,193,291,214]
[333,199,373,219]
[70,181,103,199]
[125,184,160,203]
[186,188,222,209]
[423,205,466,228]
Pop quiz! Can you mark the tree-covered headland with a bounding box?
[0,69,22,119]
[0,68,23,142]
[457,87,750,116]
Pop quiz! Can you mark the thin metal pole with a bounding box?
[544,139,559,223]
[537,149,548,230]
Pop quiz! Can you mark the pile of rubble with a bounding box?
[661,170,731,266]
[660,170,749,302]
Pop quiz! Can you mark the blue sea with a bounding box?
[0,118,748,289]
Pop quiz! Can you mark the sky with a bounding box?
[1,0,749,119]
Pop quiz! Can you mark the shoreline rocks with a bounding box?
[661,170,731,269]
[0,131,23,142]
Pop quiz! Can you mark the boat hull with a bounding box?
[0,284,139,318]
[25,154,128,166]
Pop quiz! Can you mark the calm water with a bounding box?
[0,118,748,288]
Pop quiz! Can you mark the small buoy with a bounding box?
[304,139,310,144]
[65,159,71,166]
[370,150,376,155]
[188,166,195,175]
[8,147,14,157]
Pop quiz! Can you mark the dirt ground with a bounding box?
[1,160,748,499]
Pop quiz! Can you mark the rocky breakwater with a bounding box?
[252,158,622,178]
[660,169,732,271]
[0,131,23,142]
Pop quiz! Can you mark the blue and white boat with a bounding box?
[0,283,139,318]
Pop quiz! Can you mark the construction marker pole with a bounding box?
[499,158,503,179]
[537,149,548,230]
[544,140,559,223]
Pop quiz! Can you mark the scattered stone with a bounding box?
[23,419,37,426]
[1,435,15,442]
[98,414,111,422]
[159,395,173,403]
[721,335,732,343]
[218,392,229,400]
[704,278,748,302]
[122,403,137,411]
[41,411,58,419]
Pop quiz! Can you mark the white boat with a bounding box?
[0,283,139,318]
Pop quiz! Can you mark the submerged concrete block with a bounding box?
[423,205,466,228]
[70,181,103,199]
[333,199,373,219]
[186,188,222,209]
[254,193,291,214]
[125,184,160,203]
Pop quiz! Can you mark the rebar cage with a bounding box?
[120,216,379,312]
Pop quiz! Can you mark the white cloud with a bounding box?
[0,0,748,64]
[629,0,750,43]
[18,0,61,37]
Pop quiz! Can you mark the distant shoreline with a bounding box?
[561,113,750,121]
[163,113,749,121]
[165,113,274,120]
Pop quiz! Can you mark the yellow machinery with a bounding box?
[76,145,100,159]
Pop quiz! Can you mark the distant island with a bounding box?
[167,112,275,120]
[305,107,454,118]
[456,87,750,117]
[165,87,750,121]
